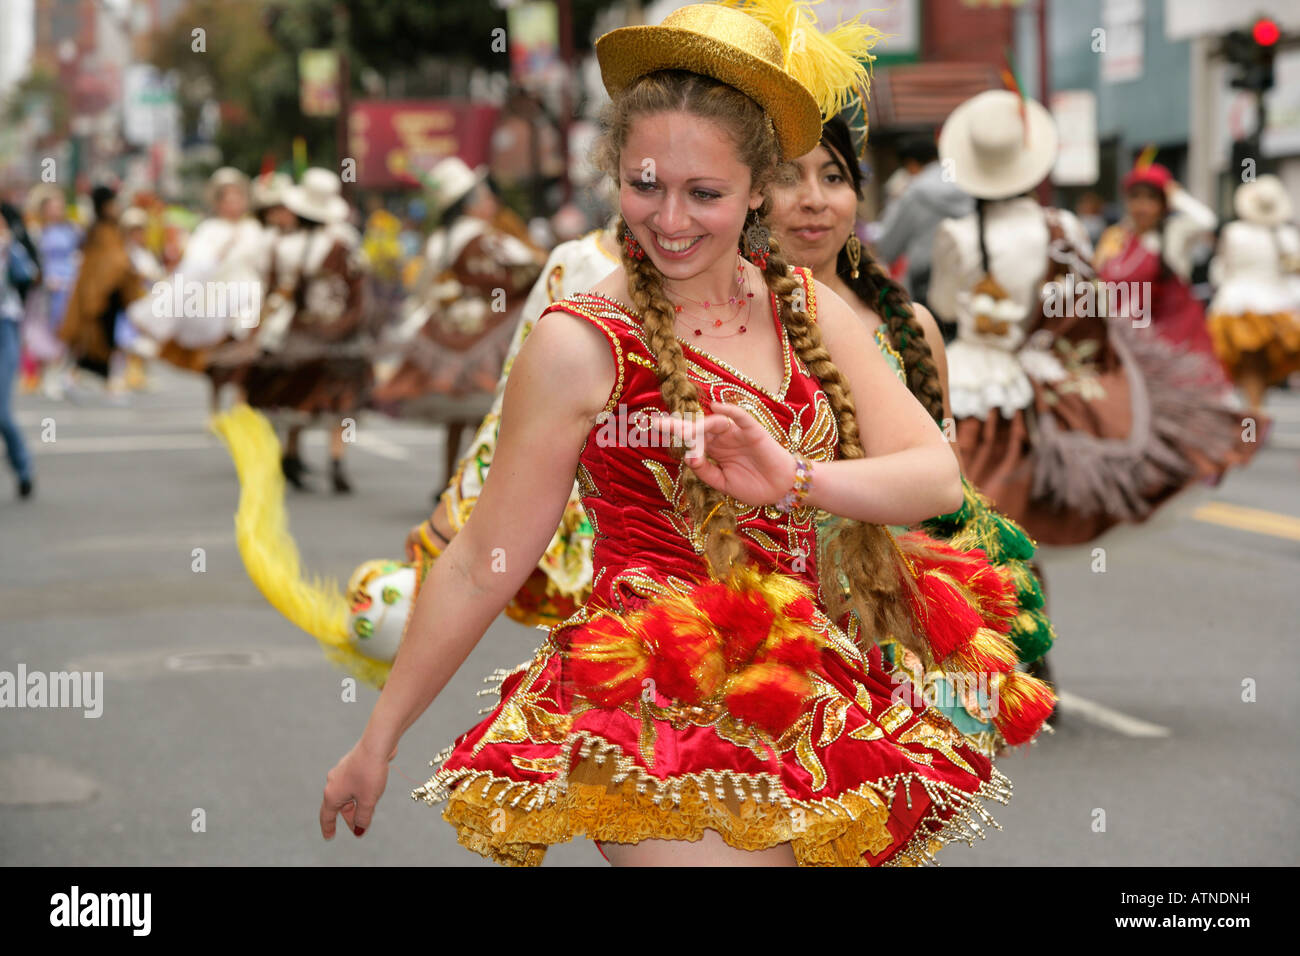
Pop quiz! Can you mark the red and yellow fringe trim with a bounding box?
[414,731,1013,867]
[896,532,1056,746]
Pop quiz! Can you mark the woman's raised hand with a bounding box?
[660,402,796,507]
[319,739,393,840]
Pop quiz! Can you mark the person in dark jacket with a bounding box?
[0,210,37,497]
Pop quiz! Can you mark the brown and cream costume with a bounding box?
[370,215,546,421]
[216,220,373,417]
[930,199,1258,546]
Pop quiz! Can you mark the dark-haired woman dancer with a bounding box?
[767,115,1054,754]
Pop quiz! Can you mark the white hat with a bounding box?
[283,167,350,224]
[938,90,1059,201]
[205,166,250,208]
[427,156,488,219]
[119,207,148,230]
[251,171,293,210]
[1234,175,1293,227]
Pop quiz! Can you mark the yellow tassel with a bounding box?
[211,405,391,689]
[945,626,1019,674]
[718,0,882,120]
[990,669,1056,746]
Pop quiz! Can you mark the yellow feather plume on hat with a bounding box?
[716,0,881,122]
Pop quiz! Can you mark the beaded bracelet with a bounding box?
[774,455,813,513]
[418,520,448,558]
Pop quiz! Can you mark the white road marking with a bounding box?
[17,407,445,440]
[353,431,412,460]
[1055,691,1172,737]
[65,646,328,680]
[51,531,235,553]
[1261,403,1300,423]
[16,408,211,428]
[25,426,442,456]
[31,433,218,455]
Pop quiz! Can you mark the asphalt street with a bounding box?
[1,364,1296,866]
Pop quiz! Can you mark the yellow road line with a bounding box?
[1192,501,1300,542]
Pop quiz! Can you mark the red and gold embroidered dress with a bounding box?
[413,267,1048,866]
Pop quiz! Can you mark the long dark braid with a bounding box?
[975,197,992,275]
[819,118,945,424]
[858,258,945,424]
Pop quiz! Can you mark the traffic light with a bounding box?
[1223,18,1279,93]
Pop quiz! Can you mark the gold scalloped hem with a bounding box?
[412,731,1013,867]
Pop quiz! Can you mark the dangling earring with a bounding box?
[743,210,771,270]
[622,223,645,260]
[844,234,861,280]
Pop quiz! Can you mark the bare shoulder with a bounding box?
[909,303,947,359]
[519,296,619,421]
[586,265,629,302]
[808,277,874,344]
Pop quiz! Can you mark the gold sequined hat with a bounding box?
[595,3,823,160]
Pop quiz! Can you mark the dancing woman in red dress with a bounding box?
[318,2,1051,866]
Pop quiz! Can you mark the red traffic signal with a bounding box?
[1252,18,1280,46]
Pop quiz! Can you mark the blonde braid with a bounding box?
[754,213,924,655]
[616,214,748,580]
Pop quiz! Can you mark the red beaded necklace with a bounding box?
[666,256,757,337]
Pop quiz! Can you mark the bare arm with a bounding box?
[801,280,962,523]
[678,280,961,524]
[358,308,615,760]
[909,302,962,472]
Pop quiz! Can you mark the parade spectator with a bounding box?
[1075,191,1109,248]
[23,184,81,397]
[0,210,37,498]
[872,133,972,327]
[878,135,929,208]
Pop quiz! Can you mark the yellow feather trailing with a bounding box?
[211,404,391,689]
[718,0,882,120]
